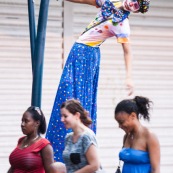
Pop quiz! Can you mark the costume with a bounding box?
[9,137,50,173]
[46,0,131,162]
[119,148,151,173]
[63,129,98,172]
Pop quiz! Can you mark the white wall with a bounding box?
[0,0,173,172]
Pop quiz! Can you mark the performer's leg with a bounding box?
[46,43,100,162]
[72,43,100,133]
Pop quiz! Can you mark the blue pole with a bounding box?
[27,0,36,74]
[31,0,50,107]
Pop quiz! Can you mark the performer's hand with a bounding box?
[125,77,134,96]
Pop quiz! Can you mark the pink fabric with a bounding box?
[9,137,50,173]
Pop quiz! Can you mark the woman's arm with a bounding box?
[122,42,134,96]
[41,144,54,173]
[75,144,100,173]
[48,162,67,173]
[65,0,97,6]
[147,132,160,173]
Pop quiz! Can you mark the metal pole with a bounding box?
[31,0,50,107]
[27,0,36,73]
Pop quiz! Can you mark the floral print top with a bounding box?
[76,0,131,47]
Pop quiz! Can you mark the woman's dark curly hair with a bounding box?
[115,96,153,121]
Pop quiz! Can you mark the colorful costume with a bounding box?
[119,148,151,173]
[46,0,131,162]
[9,137,50,173]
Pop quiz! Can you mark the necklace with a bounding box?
[23,136,39,148]
[129,126,143,147]
[128,133,134,148]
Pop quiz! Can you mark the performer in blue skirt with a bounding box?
[46,43,100,161]
[46,0,150,162]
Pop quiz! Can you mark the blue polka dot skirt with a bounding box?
[46,42,101,162]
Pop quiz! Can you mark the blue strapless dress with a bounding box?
[119,148,151,173]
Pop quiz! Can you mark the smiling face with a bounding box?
[115,112,135,133]
[61,108,78,129]
[21,111,39,135]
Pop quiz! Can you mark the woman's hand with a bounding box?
[125,77,134,96]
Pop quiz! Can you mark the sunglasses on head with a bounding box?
[29,106,42,116]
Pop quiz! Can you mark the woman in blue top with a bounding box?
[114,96,160,173]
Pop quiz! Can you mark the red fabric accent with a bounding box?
[9,137,50,173]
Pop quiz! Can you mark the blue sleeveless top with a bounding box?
[119,148,151,173]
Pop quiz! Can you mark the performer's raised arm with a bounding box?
[122,42,134,96]
[65,0,97,6]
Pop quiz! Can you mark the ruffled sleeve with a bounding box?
[82,131,98,154]
[32,138,51,153]
[17,136,25,145]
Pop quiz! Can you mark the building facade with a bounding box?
[0,0,173,172]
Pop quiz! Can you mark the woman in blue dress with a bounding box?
[114,96,160,173]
